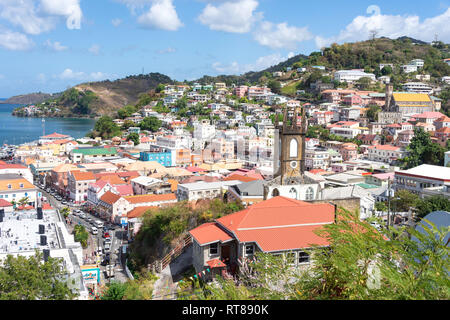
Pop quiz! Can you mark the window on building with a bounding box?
[209,243,218,255]
[306,187,314,200]
[289,187,298,200]
[298,251,310,264]
[245,244,254,256]
[289,138,298,158]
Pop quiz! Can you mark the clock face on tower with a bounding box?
[290,161,298,169]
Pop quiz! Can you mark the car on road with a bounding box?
[104,243,111,253]
[104,238,112,245]
[61,201,68,205]
[87,217,93,223]
[79,212,87,219]
[103,231,110,238]
[101,253,110,266]
[91,227,98,235]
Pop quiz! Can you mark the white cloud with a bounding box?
[57,69,109,82]
[198,0,261,33]
[213,52,295,74]
[254,21,313,50]
[0,0,54,35]
[45,39,68,51]
[39,0,83,30]
[59,68,85,80]
[0,0,82,36]
[88,44,101,55]
[112,18,123,27]
[37,73,46,82]
[137,0,183,31]
[0,29,34,51]
[315,6,450,48]
[115,0,152,14]
[89,72,108,81]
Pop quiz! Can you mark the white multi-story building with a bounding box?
[305,148,330,171]
[334,70,376,83]
[176,180,242,202]
[193,120,216,141]
[402,64,418,73]
[402,82,433,94]
[367,145,406,164]
[410,59,424,68]
[395,164,450,198]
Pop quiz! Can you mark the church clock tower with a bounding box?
[274,106,307,185]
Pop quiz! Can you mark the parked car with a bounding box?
[103,231,110,238]
[101,253,110,266]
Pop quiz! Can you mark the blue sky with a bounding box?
[0,0,449,97]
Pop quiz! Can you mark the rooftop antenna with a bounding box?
[369,29,378,42]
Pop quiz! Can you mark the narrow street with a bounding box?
[38,186,131,285]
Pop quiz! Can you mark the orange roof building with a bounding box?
[189,196,336,274]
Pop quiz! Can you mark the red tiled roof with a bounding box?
[42,203,53,210]
[186,166,207,172]
[127,206,158,219]
[0,199,13,207]
[124,193,176,204]
[369,144,400,151]
[113,184,133,196]
[206,258,227,269]
[99,191,121,205]
[0,164,27,169]
[41,132,69,138]
[71,171,96,181]
[190,222,233,245]
[192,196,335,252]
[223,175,258,183]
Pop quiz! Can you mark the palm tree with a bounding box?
[60,207,70,218]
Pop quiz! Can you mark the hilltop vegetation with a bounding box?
[10,37,450,117]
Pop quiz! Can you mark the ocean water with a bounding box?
[0,102,96,146]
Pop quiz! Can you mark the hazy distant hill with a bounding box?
[44,73,173,117]
[0,92,60,105]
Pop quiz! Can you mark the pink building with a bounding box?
[343,94,363,106]
[234,86,248,98]
[339,143,358,161]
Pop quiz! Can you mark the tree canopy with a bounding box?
[139,116,162,132]
[181,209,450,300]
[0,251,76,300]
[401,128,446,169]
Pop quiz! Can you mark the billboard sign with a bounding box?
[81,267,101,284]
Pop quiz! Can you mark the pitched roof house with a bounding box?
[189,196,336,276]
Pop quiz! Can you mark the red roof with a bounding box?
[71,171,96,181]
[0,164,27,169]
[186,166,207,172]
[42,203,53,210]
[190,222,233,245]
[41,132,69,139]
[113,184,133,196]
[0,199,13,207]
[127,206,158,219]
[206,259,227,269]
[99,191,122,205]
[191,196,335,252]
